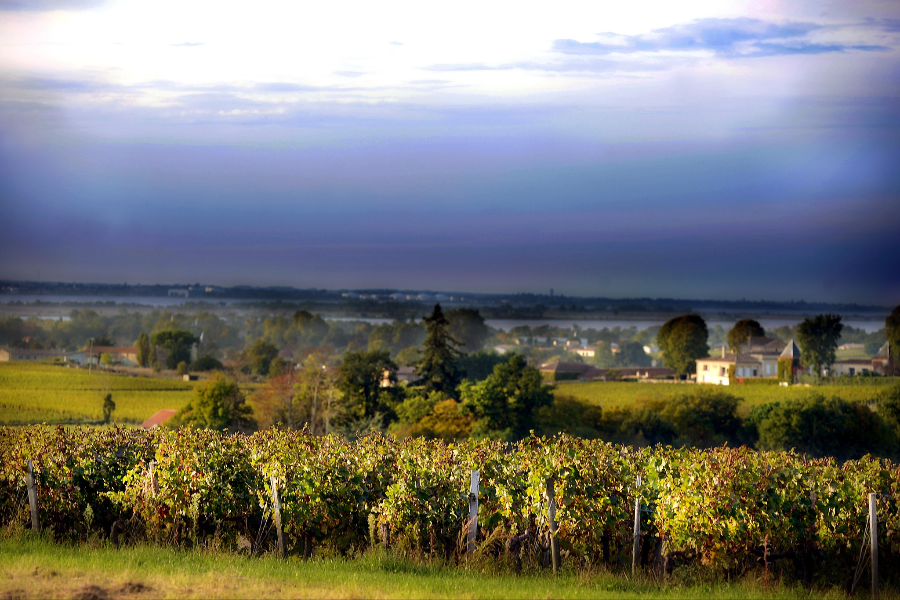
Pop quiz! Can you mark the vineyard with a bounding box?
[1,425,897,590]
[555,380,890,411]
[0,363,195,424]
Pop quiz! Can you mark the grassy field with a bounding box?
[0,363,196,425]
[0,535,876,600]
[554,380,892,415]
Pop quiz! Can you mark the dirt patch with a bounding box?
[119,581,152,594]
[70,585,109,600]
[0,589,26,600]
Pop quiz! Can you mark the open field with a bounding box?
[554,380,892,414]
[0,363,196,425]
[0,535,876,600]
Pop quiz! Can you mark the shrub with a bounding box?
[756,394,898,460]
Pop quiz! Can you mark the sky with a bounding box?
[0,0,899,304]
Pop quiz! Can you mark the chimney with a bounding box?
[722,346,726,358]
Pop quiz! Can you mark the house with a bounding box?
[539,361,604,381]
[831,359,872,377]
[696,339,795,385]
[78,346,140,366]
[873,342,893,375]
[396,365,417,384]
[838,343,865,351]
[0,348,66,362]
[573,345,598,358]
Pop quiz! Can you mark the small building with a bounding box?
[396,365,417,384]
[573,345,598,358]
[0,348,67,362]
[831,359,872,377]
[539,361,604,381]
[77,346,140,366]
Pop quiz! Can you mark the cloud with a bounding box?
[334,70,366,78]
[0,0,102,10]
[389,41,403,46]
[170,42,205,47]
[553,17,893,58]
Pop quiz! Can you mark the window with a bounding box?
[703,365,708,371]
[752,368,757,377]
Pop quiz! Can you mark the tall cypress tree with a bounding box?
[415,304,462,395]
[136,332,151,368]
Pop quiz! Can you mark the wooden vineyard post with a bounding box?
[546,476,560,574]
[467,470,479,557]
[632,475,641,577]
[149,460,159,496]
[26,459,40,534]
[271,476,285,557]
[870,493,878,599]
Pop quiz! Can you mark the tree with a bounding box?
[170,373,256,432]
[446,308,490,352]
[657,314,709,378]
[727,319,765,352]
[887,305,900,373]
[192,356,223,371]
[136,332,150,368]
[657,389,742,448]
[336,349,398,422]
[456,350,509,382]
[101,393,115,423]
[796,314,843,376]
[243,339,279,376]
[100,352,113,367]
[415,304,462,395]
[460,354,554,441]
[615,341,651,367]
[295,353,336,435]
[151,330,199,370]
[88,335,113,348]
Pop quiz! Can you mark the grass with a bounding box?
[0,363,195,425]
[554,380,890,415]
[0,534,878,600]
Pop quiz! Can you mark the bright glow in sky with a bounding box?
[1,0,899,302]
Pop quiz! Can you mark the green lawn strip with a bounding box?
[554,381,887,414]
[0,536,863,600]
[0,363,196,425]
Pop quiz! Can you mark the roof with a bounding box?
[697,353,763,366]
[539,361,592,374]
[87,346,138,355]
[833,359,874,366]
[2,348,66,356]
[141,409,178,429]
[779,340,801,359]
[875,341,891,359]
[697,353,739,365]
[745,336,782,347]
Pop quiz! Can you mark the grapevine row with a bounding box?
[0,426,897,583]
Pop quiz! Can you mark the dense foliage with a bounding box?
[797,314,843,376]
[1,426,897,586]
[727,319,765,352]
[657,314,709,377]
